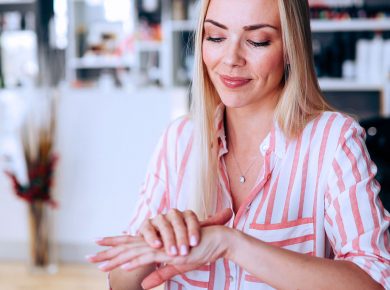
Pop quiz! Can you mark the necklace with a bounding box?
[229,141,259,184]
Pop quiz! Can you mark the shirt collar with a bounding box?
[213,103,286,159]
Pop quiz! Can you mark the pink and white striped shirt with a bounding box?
[127,104,390,289]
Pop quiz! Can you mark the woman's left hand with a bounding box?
[89,225,233,276]
[88,209,234,274]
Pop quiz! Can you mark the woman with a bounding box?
[88,0,390,289]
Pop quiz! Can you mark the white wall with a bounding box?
[0,86,188,262]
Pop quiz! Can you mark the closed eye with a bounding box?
[205,36,225,43]
[247,40,271,47]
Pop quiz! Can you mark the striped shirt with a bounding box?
[127,104,390,290]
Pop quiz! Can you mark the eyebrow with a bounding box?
[204,19,277,31]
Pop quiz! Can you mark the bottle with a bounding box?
[368,33,384,83]
[356,39,370,82]
[383,40,390,82]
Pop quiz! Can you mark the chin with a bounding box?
[219,95,249,109]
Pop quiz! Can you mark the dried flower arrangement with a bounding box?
[5,92,59,269]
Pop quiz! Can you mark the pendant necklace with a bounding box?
[229,141,259,184]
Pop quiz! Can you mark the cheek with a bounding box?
[253,49,284,79]
[202,43,219,71]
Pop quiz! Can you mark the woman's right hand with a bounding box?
[138,208,233,257]
[138,209,201,257]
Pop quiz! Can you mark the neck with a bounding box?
[225,96,277,153]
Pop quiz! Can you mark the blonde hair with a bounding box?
[189,0,333,219]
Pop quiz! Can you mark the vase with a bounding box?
[28,200,57,274]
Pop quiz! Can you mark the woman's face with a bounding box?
[202,0,285,109]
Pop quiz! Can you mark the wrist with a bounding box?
[222,228,242,261]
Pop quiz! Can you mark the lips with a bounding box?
[219,74,252,89]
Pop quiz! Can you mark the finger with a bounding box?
[166,209,189,256]
[87,246,125,264]
[95,235,139,247]
[87,240,146,263]
[120,250,173,272]
[183,210,200,247]
[200,208,233,227]
[151,214,178,256]
[139,219,162,248]
[141,264,197,289]
[98,245,161,272]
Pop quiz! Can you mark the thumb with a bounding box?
[141,264,195,289]
[200,208,233,227]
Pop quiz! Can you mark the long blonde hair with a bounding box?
[189,0,333,219]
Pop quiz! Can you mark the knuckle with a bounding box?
[154,214,165,222]
[184,211,199,223]
[152,214,166,226]
[184,210,196,218]
[161,230,175,242]
[158,219,172,232]
[167,208,180,217]
[170,217,184,227]
[176,233,188,242]
[140,219,151,230]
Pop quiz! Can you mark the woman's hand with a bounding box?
[87,209,233,274]
[140,225,235,289]
[89,225,235,289]
[138,209,201,257]
[87,235,171,272]
[138,208,234,257]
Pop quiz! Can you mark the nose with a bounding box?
[223,40,246,67]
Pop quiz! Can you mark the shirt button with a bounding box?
[229,275,234,282]
[261,144,268,152]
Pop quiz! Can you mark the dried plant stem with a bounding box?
[28,201,50,267]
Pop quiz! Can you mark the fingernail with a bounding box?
[170,246,178,256]
[154,240,162,247]
[190,235,198,246]
[141,281,148,290]
[98,262,109,270]
[94,237,104,243]
[85,254,94,261]
[180,245,188,256]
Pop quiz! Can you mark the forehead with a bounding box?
[205,0,280,28]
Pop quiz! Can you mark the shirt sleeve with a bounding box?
[324,119,390,288]
[125,126,174,235]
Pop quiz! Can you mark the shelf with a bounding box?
[168,20,196,32]
[167,19,390,33]
[318,78,384,91]
[0,0,35,12]
[70,56,133,70]
[311,19,390,32]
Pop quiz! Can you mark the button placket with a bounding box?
[227,261,237,290]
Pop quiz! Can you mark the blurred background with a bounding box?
[0,0,389,289]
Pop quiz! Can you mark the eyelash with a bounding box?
[205,37,270,48]
[247,40,271,47]
[206,36,225,43]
